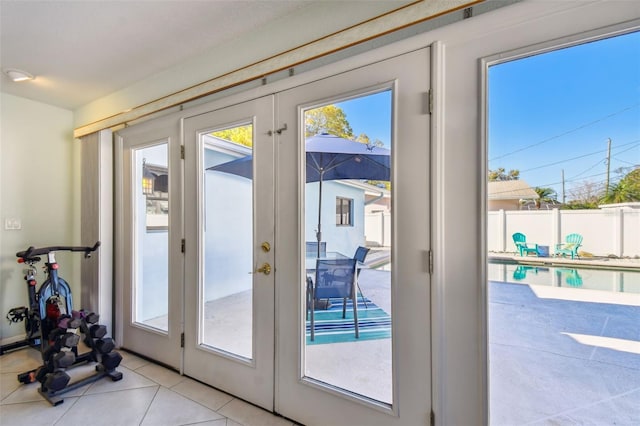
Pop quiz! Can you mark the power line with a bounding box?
[489,166,638,198]
[517,139,640,173]
[489,103,640,161]
[613,157,640,166]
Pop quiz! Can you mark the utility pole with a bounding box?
[561,169,566,204]
[605,138,612,197]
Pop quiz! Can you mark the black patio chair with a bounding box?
[307,257,358,341]
[353,246,370,308]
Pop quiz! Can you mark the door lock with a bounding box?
[261,242,271,252]
[256,263,271,275]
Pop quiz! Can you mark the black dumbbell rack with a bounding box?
[18,310,123,406]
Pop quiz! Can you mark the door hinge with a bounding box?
[180,332,185,348]
[428,89,433,115]
[428,250,433,274]
[181,239,185,253]
[180,145,185,159]
[430,409,435,426]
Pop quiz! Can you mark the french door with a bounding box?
[275,48,431,425]
[116,119,183,369]
[182,96,276,409]
[117,46,430,425]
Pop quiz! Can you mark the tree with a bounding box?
[488,168,520,181]
[355,133,384,147]
[211,125,252,148]
[601,167,640,204]
[305,105,353,139]
[534,187,557,209]
[565,180,602,209]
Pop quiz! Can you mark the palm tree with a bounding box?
[534,187,557,209]
[601,168,640,204]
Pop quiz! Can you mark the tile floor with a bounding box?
[0,348,296,426]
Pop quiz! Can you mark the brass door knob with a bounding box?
[256,263,271,275]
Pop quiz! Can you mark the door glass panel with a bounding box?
[134,143,169,331]
[201,124,254,359]
[303,91,393,403]
[487,32,640,424]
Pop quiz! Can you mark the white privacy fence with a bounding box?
[365,212,391,247]
[488,208,640,257]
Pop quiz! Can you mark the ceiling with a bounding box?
[0,1,407,111]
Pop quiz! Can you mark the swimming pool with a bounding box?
[488,262,640,294]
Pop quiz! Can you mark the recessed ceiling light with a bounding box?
[4,69,35,82]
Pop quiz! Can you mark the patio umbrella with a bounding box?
[207,132,391,258]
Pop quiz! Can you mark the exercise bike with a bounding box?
[1,242,123,406]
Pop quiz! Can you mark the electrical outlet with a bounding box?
[4,218,22,230]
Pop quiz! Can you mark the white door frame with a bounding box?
[114,118,184,369]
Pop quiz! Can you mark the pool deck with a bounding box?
[490,252,640,271]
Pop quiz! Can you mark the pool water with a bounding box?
[488,262,640,294]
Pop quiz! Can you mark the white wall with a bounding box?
[72,2,411,128]
[489,208,640,257]
[305,181,365,257]
[0,93,79,343]
[364,212,391,247]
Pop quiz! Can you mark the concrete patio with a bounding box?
[489,277,640,424]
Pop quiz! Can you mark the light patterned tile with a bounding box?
[1,372,23,400]
[0,397,77,425]
[83,365,157,395]
[187,420,228,426]
[119,350,150,370]
[140,386,225,425]
[0,348,42,374]
[57,386,157,425]
[1,374,90,405]
[136,362,185,387]
[171,377,234,411]
[218,398,293,426]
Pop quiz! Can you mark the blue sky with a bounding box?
[488,30,640,200]
[336,90,392,147]
[336,31,639,202]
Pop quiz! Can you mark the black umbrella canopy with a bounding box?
[207,132,391,257]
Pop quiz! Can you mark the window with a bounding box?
[336,197,353,226]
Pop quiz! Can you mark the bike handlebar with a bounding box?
[16,241,100,261]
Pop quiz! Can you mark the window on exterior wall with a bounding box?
[336,197,353,226]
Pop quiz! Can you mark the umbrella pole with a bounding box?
[316,171,323,259]
[314,173,324,313]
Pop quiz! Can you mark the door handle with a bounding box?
[256,263,271,275]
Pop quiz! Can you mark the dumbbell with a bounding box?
[101,351,122,371]
[57,332,80,349]
[95,338,115,354]
[72,310,99,323]
[48,329,80,349]
[53,351,76,369]
[85,312,99,324]
[58,316,82,330]
[89,324,107,339]
[35,365,51,383]
[43,371,70,392]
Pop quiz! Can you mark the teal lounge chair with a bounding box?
[512,232,538,256]
[555,233,583,259]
